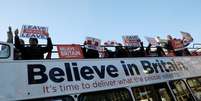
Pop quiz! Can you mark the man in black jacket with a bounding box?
[15,29,53,60]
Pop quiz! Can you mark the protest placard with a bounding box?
[145,37,159,47]
[85,37,101,50]
[20,25,48,39]
[122,35,141,47]
[57,45,84,59]
[180,31,193,47]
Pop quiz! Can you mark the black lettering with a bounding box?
[141,60,154,74]
[72,62,81,81]
[64,63,73,81]
[167,62,176,71]
[92,65,105,79]
[107,65,119,77]
[121,61,129,76]
[81,66,94,80]
[159,60,166,72]
[158,60,169,72]
[127,64,140,75]
[28,64,48,84]
[49,67,65,83]
[152,63,159,73]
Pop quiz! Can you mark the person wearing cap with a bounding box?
[14,30,53,60]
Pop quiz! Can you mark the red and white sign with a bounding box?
[171,39,184,51]
[20,25,48,39]
[57,45,83,59]
[122,35,141,47]
[85,37,101,50]
[145,37,159,47]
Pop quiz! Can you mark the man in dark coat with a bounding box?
[115,43,130,58]
[15,30,53,60]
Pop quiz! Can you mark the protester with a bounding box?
[103,47,115,58]
[85,49,99,58]
[174,39,184,56]
[166,35,191,56]
[129,42,145,57]
[156,46,166,56]
[145,43,152,56]
[165,35,174,50]
[146,44,166,57]
[14,30,53,60]
[12,29,25,60]
[164,35,176,56]
[182,48,191,56]
[82,41,99,58]
[115,43,130,58]
[7,26,13,43]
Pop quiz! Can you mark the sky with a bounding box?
[0,0,201,47]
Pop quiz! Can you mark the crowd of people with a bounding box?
[83,41,192,59]
[3,26,201,60]
[81,34,199,59]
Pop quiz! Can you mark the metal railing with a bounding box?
[47,44,201,59]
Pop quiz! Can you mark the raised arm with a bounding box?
[47,33,53,51]
[46,37,53,51]
[146,43,151,56]
[41,33,53,53]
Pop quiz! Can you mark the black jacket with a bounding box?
[15,36,53,60]
[115,46,130,58]
[130,42,145,57]
[82,47,99,58]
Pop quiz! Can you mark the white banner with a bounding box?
[1,57,201,100]
[20,25,48,39]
